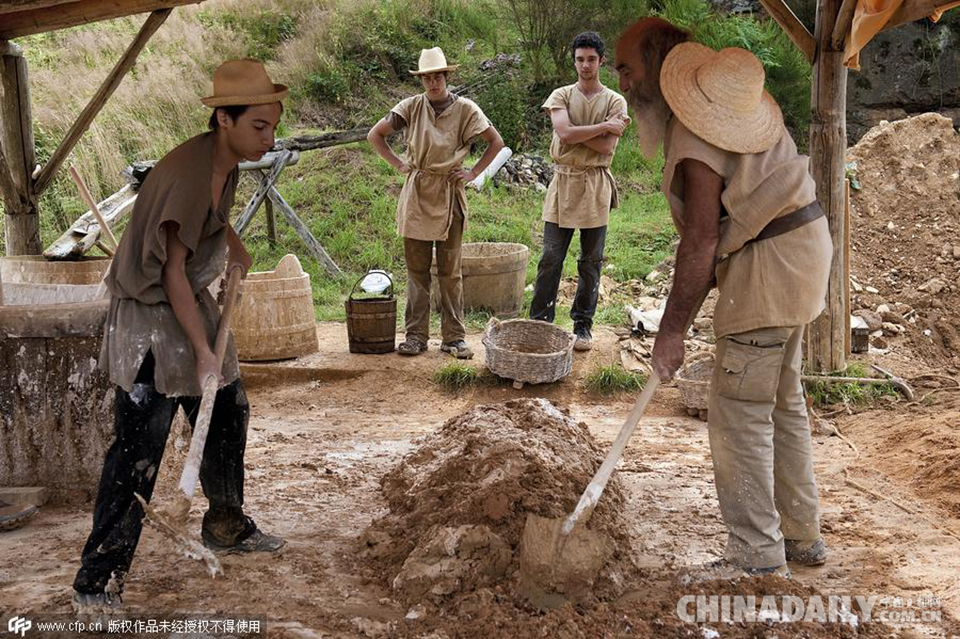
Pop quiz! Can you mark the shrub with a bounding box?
[432,361,481,390]
[585,364,647,394]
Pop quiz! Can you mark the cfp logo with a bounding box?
[7,617,31,637]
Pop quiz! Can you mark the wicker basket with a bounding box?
[482,318,575,389]
[677,353,714,421]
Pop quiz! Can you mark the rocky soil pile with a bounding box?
[847,113,960,369]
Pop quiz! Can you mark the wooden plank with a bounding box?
[0,0,201,39]
[33,9,170,195]
[831,0,859,49]
[237,149,299,172]
[265,198,276,245]
[0,1,76,16]
[805,0,849,373]
[1,51,40,255]
[234,150,294,235]
[267,187,343,277]
[758,0,817,62]
[885,0,958,30]
[0,142,19,208]
[43,185,136,260]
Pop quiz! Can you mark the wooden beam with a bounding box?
[758,0,817,62]
[883,0,956,30]
[0,1,76,17]
[43,185,136,260]
[0,142,19,208]
[33,9,170,196]
[274,129,369,152]
[1,50,40,255]
[234,150,295,235]
[0,0,201,39]
[806,0,849,373]
[831,0,858,49]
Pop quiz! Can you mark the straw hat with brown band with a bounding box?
[659,42,783,154]
[409,47,460,75]
[201,59,288,107]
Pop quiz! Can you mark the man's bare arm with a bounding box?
[550,108,626,145]
[651,158,723,380]
[367,117,410,174]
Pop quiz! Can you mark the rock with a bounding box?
[886,221,896,231]
[918,277,946,294]
[871,335,889,349]
[353,618,391,638]
[853,309,883,332]
[865,286,880,294]
[880,310,906,324]
[881,322,904,336]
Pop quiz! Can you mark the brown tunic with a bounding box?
[541,84,628,229]
[661,117,832,338]
[390,93,490,241]
[100,132,240,397]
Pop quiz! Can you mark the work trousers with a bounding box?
[529,222,607,327]
[73,352,254,594]
[403,207,465,344]
[708,325,821,569]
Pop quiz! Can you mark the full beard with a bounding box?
[627,85,671,160]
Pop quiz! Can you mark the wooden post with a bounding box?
[806,0,849,373]
[32,9,170,196]
[267,187,343,278]
[0,42,40,255]
[844,178,851,356]
[265,199,276,245]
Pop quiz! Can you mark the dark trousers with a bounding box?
[73,352,253,595]
[529,222,607,327]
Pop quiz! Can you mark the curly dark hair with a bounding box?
[571,31,605,61]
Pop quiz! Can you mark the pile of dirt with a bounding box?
[359,398,633,606]
[847,113,960,368]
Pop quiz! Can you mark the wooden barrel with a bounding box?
[431,242,529,319]
[0,289,112,504]
[1,255,111,285]
[345,271,396,354]
[233,254,319,361]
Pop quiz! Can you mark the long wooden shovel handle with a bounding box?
[561,289,711,536]
[175,266,243,504]
[69,165,119,250]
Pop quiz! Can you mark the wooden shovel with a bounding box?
[136,266,243,577]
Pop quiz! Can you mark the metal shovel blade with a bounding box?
[518,513,613,610]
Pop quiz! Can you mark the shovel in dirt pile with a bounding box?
[519,294,708,609]
[134,266,244,577]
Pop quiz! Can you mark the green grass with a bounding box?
[432,361,481,390]
[804,363,899,407]
[584,364,647,395]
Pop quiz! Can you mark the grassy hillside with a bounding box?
[4,0,810,328]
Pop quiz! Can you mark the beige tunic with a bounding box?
[542,84,628,229]
[662,117,833,338]
[101,132,240,397]
[391,93,490,241]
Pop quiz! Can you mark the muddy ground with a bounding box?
[1,324,958,638]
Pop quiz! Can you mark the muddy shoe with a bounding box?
[72,590,123,625]
[440,340,474,359]
[0,501,38,532]
[204,529,286,555]
[573,324,593,352]
[397,338,427,356]
[679,559,791,585]
[785,538,827,566]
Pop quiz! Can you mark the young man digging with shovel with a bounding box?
[615,19,832,580]
[72,59,286,617]
[529,32,629,351]
[368,47,504,359]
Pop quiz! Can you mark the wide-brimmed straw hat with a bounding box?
[201,59,288,107]
[409,47,459,75]
[659,43,783,154]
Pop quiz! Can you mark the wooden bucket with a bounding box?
[430,242,529,319]
[233,254,319,361]
[345,271,396,354]
[1,255,111,285]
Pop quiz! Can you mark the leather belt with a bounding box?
[743,201,824,247]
